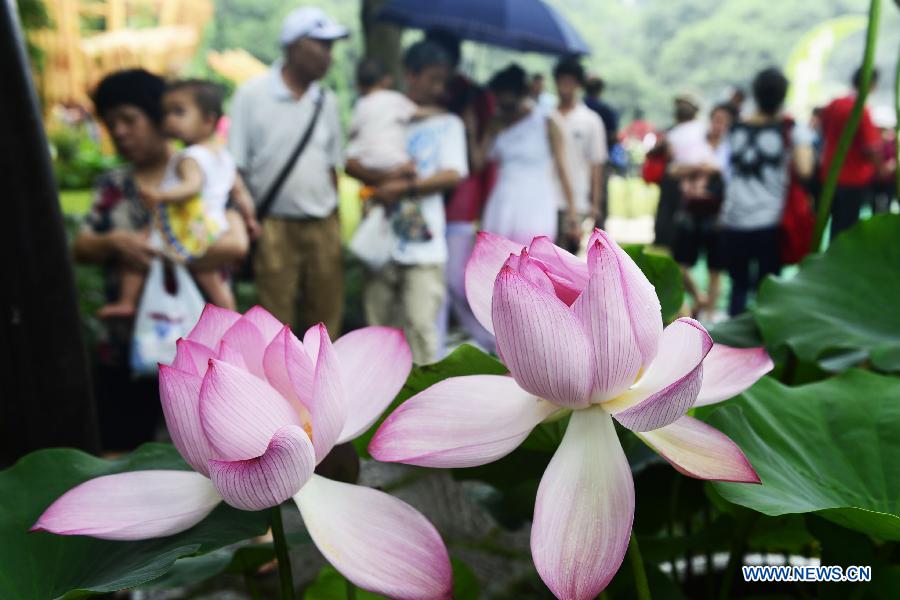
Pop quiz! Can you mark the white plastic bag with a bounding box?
[349,205,396,270]
[130,258,206,376]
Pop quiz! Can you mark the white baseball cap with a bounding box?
[280,7,349,46]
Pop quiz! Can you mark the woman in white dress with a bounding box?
[474,65,578,246]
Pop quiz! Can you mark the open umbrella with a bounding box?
[377,0,590,56]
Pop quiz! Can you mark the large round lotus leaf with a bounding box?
[705,370,900,540]
[755,215,900,372]
[0,443,269,599]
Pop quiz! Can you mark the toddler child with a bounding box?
[346,58,419,174]
[347,58,441,243]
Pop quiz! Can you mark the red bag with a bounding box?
[642,151,667,185]
[779,118,815,265]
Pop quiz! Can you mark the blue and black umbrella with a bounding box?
[377,0,590,56]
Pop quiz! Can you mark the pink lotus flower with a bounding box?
[33,305,451,599]
[370,230,772,599]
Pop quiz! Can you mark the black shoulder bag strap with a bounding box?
[255,89,325,222]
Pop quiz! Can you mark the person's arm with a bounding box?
[230,173,260,240]
[591,162,604,220]
[462,105,494,173]
[344,158,409,186]
[192,210,249,269]
[372,170,462,205]
[547,116,577,224]
[374,115,468,204]
[467,114,499,174]
[858,109,886,177]
[793,145,815,180]
[142,157,204,205]
[325,94,344,195]
[590,117,608,222]
[75,174,158,266]
[227,86,251,172]
[73,228,157,268]
[790,124,816,181]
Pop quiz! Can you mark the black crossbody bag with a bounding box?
[236,90,325,280]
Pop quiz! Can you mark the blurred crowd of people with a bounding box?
[68,6,897,450]
[647,65,895,319]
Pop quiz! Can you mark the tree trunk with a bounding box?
[0,3,99,467]
[361,0,403,84]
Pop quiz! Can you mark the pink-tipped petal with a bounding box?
[220,318,268,379]
[638,416,761,483]
[216,339,248,370]
[370,375,557,468]
[544,271,582,306]
[465,231,527,334]
[172,338,217,376]
[242,305,285,345]
[304,324,348,462]
[695,345,774,407]
[527,236,589,290]
[504,249,555,294]
[303,324,322,365]
[532,407,634,600]
[187,304,241,348]
[208,425,316,511]
[31,470,221,541]
[572,240,648,400]
[263,326,313,416]
[199,359,303,461]
[159,365,214,476]
[587,230,663,368]
[295,475,452,600]
[608,318,713,432]
[333,327,412,443]
[493,267,593,408]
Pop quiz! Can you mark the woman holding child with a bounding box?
[75,69,252,450]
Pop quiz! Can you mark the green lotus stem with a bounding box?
[346,579,357,599]
[812,0,881,250]
[895,39,899,199]
[628,533,653,600]
[271,505,295,600]
[719,513,758,600]
[244,572,262,600]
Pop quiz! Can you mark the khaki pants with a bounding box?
[254,214,343,338]
[364,263,445,364]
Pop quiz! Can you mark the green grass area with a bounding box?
[608,174,659,219]
[60,189,93,215]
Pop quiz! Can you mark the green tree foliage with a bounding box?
[15,0,51,69]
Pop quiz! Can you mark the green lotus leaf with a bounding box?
[756,215,900,372]
[706,370,900,540]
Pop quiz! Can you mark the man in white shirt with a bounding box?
[227,7,347,337]
[346,41,468,364]
[553,58,607,253]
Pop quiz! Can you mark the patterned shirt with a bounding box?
[81,166,151,236]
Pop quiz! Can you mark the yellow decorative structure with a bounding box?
[30,0,213,108]
[206,48,267,85]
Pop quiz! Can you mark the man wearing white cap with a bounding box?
[228,7,348,338]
